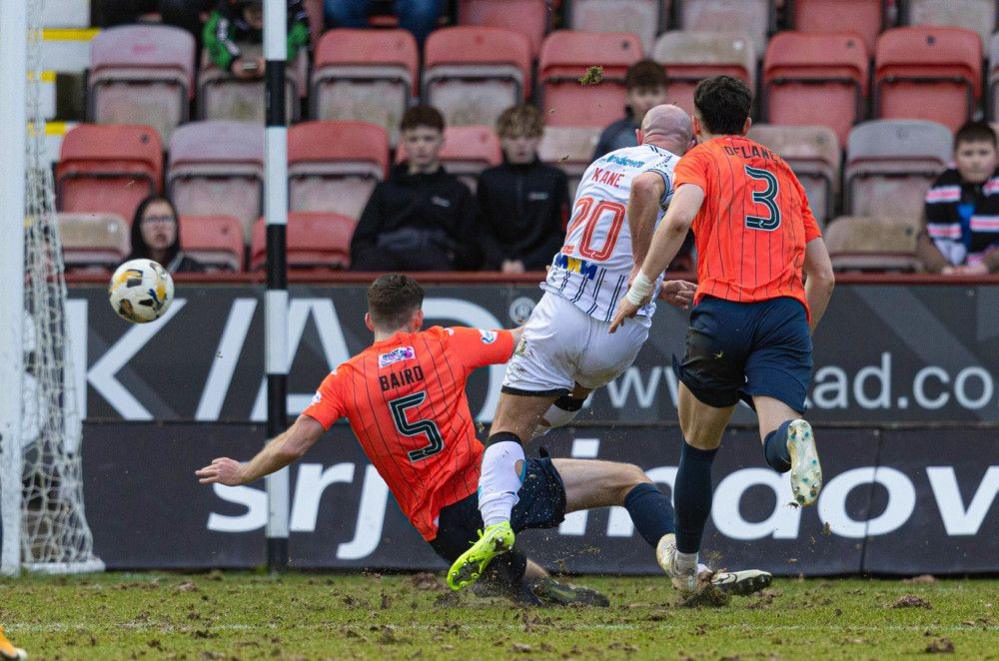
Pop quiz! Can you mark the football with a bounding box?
[107,259,174,324]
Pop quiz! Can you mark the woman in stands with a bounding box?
[129,195,205,273]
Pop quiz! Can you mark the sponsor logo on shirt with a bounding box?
[478,329,497,344]
[554,253,599,279]
[378,346,415,368]
[527,191,550,201]
[310,391,322,406]
[430,196,451,208]
[604,154,644,169]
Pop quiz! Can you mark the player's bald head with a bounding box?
[640,104,693,154]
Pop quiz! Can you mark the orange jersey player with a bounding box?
[197,274,773,604]
[612,76,836,595]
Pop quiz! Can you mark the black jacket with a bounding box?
[476,158,568,271]
[592,113,639,161]
[351,164,480,270]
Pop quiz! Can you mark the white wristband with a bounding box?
[625,272,654,306]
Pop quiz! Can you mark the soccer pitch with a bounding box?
[1,573,996,658]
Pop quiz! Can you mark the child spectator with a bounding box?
[324,0,443,45]
[350,105,479,271]
[129,196,206,273]
[204,0,309,79]
[592,60,669,160]
[477,105,569,273]
[919,121,999,274]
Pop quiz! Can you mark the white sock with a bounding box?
[675,550,699,575]
[478,440,525,527]
[541,401,582,429]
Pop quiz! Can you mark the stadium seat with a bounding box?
[167,121,265,241]
[824,216,922,272]
[763,32,869,147]
[539,125,602,199]
[987,34,999,120]
[906,0,995,49]
[395,126,502,193]
[422,27,533,129]
[539,30,644,127]
[178,215,245,272]
[197,46,305,123]
[844,119,953,219]
[567,0,669,54]
[652,31,756,115]
[679,0,771,55]
[58,212,130,273]
[288,121,389,221]
[88,25,195,143]
[311,29,418,147]
[747,124,841,226]
[458,0,549,57]
[874,27,982,133]
[791,0,884,53]
[250,212,356,270]
[56,124,163,222]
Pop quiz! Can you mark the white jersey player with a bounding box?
[448,105,697,590]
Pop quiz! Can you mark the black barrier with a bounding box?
[66,283,999,425]
[81,421,999,575]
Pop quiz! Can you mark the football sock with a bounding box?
[478,434,525,527]
[674,441,718,555]
[541,395,586,429]
[624,483,676,547]
[763,420,793,473]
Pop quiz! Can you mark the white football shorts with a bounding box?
[501,291,650,396]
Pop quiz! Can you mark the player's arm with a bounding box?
[610,184,704,332]
[627,172,667,268]
[803,238,835,332]
[195,414,325,487]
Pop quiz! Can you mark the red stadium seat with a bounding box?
[167,121,265,241]
[311,29,419,147]
[288,121,389,220]
[88,25,195,142]
[792,0,884,53]
[458,0,549,57]
[906,0,995,49]
[990,34,999,120]
[250,212,356,270]
[179,215,245,272]
[539,30,644,127]
[58,212,130,273]
[680,0,771,55]
[652,31,756,115]
[824,216,922,272]
[539,125,601,199]
[875,27,982,133]
[567,0,669,54]
[844,119,953,219]
[763,32,869,147]
[56,124,163,223]
[423,27,532,128]
[197,47,305,123]
[747,124,842,226]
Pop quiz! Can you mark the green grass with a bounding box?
[1,572,997,659]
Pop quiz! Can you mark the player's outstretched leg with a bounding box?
[758,399,823,507]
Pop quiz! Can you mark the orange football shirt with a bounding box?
[302,326,514,541]
[672,135,822,316]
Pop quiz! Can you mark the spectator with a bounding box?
[324,0,443,45]
[592,60,669,160]
[350,105,479,271]
[204,0,310,79]
[918,121,999,275]
[128,196,205,273]
[478,105,569,273]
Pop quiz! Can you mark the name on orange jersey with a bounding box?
[723,145,776,161]
[379,366,425,392]
[590,167,624,188]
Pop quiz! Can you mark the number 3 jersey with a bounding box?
[302,326,514,541]
[673,135,822,316]
[544,144,680,323]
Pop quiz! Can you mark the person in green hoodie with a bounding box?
[203,0,309,79]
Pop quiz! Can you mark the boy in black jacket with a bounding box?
[478,105,569,273]
[351,106,479,271]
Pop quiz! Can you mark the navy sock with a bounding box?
[763,420,793,473]
[674,441,718,555]
[624,483,676,548]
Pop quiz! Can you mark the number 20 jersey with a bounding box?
[543,144,679,323]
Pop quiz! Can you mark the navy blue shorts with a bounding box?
[429,457,566,585]
[674,296,813,413]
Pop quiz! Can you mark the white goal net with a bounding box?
[0,0,103,576]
